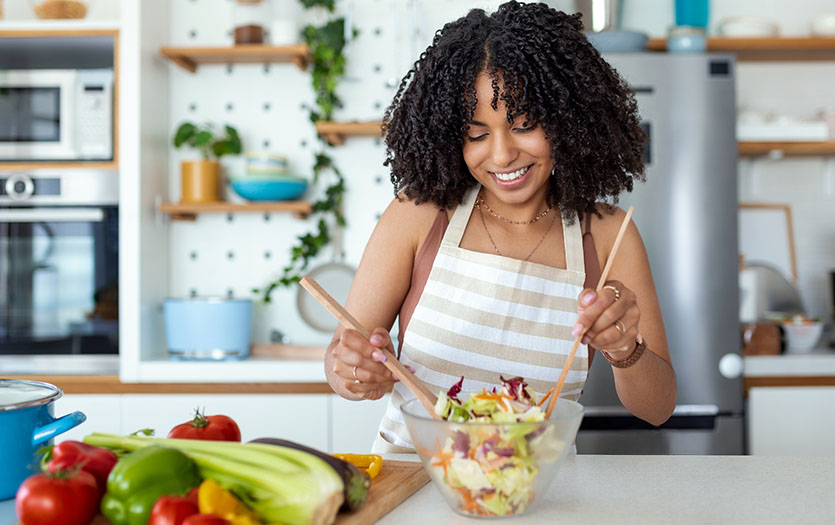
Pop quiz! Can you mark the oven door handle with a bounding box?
[0,208,105,223]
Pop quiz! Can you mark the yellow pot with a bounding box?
[180,160,221,203]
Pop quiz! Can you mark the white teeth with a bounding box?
[492,166,529,182]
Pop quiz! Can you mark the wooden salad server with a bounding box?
[545,206,635,419]
[299,276,441,419]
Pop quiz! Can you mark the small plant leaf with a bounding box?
[192,130,213,147]
[173,122,196,147]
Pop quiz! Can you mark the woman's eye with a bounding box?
[466,134,488,142]
[514,125,536,133]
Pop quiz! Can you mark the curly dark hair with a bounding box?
[382,1,646,221]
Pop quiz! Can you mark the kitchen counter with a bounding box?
[380,454,835,524]
[2,454,833,524]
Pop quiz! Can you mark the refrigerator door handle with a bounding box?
[719,353,745,378]
[584,404,719,417]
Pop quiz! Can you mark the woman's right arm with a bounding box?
[324,196,439,400]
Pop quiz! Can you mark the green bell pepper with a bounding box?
[101,445,201,525]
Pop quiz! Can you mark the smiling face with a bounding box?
[462,72,554,210]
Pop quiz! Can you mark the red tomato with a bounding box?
[186,487,200,507]
[149,495,199,525]
[182,515,230,525]
[15,469,99,525]
[168,409,241,442]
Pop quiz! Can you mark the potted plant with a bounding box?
[173,122,242,203]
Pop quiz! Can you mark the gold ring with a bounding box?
[614,319,626,335]
[352,366,362,384]
[603,284,621,301]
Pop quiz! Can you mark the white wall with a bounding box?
[156,0,835,355]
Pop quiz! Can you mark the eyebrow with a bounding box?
[469,120,488,127]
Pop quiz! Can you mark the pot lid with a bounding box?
[0,379,62,411]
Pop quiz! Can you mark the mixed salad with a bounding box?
[425,376,566,517]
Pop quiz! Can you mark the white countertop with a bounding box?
[745,347,835,377]
[2,454,833,524]
[379,454,835,524]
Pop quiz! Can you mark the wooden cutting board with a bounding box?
[80,459,428,525]
[337,459,428,525]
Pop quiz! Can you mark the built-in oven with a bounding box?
[0,69,113,161]
[0,170,118,355]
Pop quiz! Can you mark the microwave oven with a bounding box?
[0,69,113,161]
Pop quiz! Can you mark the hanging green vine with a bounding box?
[255,0,354,302]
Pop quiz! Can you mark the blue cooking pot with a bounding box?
[0,379,86,500]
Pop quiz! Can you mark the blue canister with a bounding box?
[675,0,710,29]
[0,380,86,500]
[163,298,253,360]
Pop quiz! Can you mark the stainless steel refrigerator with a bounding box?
[575,53,744,454]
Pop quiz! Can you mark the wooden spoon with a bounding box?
[545,206,635,419]
[299,276,441,418]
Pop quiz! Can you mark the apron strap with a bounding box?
[563,211,585,273]
[442,185,480,248]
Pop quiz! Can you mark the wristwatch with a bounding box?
[601,334,648,369]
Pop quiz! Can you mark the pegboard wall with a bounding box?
[159,0,835,348]
[164,0,520,347]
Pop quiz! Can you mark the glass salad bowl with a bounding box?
[401,393,583,519]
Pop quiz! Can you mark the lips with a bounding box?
[490,164,532,182]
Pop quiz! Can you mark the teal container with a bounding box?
[675,0,709,29]
[0,380,86,500]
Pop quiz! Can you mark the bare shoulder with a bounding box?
[375,192,447,255]
[589,203,644,261]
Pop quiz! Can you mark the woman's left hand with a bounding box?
[574,280,640,359]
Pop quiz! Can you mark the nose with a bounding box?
[490,132,518,167]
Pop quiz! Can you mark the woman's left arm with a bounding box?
[575,208,677,426]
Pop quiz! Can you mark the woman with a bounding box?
[324,1,676,453]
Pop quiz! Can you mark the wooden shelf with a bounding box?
[738,141,835,157]
[0,26,120,37]
[315,120,382,146]
[159,44,309,72]
[0,160,118,170]
[647,36,835,61]
[159,201,313,221]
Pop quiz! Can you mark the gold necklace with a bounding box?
[475,195,553,225]
[478,202,558,261]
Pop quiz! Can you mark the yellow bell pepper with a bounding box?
[198,478,262,525]
[332,453,383,480]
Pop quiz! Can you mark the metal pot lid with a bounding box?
[0,379,62,411]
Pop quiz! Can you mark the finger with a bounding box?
[573,284,626,339]
[584,305,639,349]
[332,330,396,380]
[585,281,633,333]
[367,328,397,373]
[336,360,398,388]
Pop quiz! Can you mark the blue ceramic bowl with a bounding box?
[230,176,308,201]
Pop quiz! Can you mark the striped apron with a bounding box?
[372,185,589,453]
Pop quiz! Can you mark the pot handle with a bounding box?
[32,411,87,447]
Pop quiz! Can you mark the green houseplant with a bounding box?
[255,1,354,302]
[173,122,242,203]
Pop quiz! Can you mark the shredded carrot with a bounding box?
[473,393,514,401]
[426,437,454,477]
[537,387,555,407]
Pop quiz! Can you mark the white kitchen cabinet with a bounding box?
[330,395,390,453]
[54,394,122,442]
[748,386,835,455]
[121,394,330,450]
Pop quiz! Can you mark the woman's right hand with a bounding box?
[326,327,410,400]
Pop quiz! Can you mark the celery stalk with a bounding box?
[84,433,343,525]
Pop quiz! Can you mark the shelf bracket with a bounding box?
[322,133,346,147]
